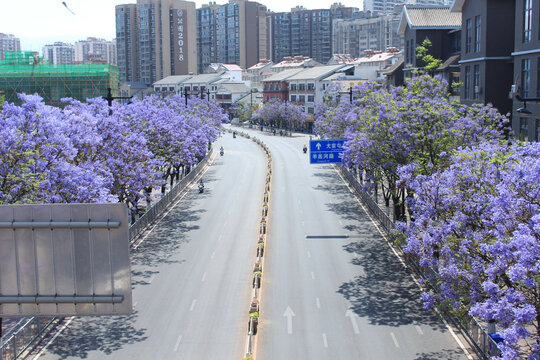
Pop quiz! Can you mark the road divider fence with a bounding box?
[230,128,271,360]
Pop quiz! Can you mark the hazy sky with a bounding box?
[1,0,363,52]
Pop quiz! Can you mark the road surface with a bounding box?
[30,132,265,360]
[245,127,472,360]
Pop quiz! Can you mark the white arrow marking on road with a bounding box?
[283,306,296,334]
[173,335,182,352]
[316,142,322,150]
[345,309,360,334]
[390,332,400,348]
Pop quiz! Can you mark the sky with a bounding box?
[1,0,363,52]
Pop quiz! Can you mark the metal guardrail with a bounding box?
[0,318,55,360]
[0,150,213,360]
[337,166,502,359]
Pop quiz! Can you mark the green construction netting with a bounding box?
[0,52,119,107]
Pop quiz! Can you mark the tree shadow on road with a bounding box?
[310,167,449,333]
[414,348,467,359]
[338,239,446,332]
[35,311,147,359]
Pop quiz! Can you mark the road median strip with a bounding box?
[230,128,271,360]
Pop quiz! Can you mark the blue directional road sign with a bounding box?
[309,139,345,164]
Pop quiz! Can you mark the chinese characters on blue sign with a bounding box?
[309,139,345,164]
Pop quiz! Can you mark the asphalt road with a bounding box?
[241,127,472,360]
[30,132,265,360]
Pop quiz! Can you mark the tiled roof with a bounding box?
[184,73,224,84]
[407,7,461,27]
[354,52,400,64]
[153,75,192,85]
[222,64,243,71]
[262,68,304,82]
[399,6,461,35]
[218,82,249,93]
[382,58,404,75]
[247,60,273,70]
[287,65,347,81]
[437,54,460,70]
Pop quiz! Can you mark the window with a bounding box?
[290,83,297,90]
[522,58,531,98]
[308,95,315,102]
[474,16,481,52]
[537,57,540,97]
[520,118,529,141]
[290,95,296,102]
[465,18,472,53]
[298,95,305,103]
[299,83,305,91]
[523,0,532,43]
[536,119,540,142]
[307,107,314,114]
[307,83,314,90]
[473,65,480,100]
[464,66,471,99]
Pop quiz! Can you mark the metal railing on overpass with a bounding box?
[337,166,502,360]
[0,150,213,360]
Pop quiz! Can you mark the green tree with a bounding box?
[415,39,442,74]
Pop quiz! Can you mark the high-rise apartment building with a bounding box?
[74,37,117,65]
[333,13,403,57]
[196,0,267,74]
[268,4,358,64]
[42,42,74,64]
[116,0,197,86]
[364,0,451,14]
[116,4,139,82]
[0,33,21,61]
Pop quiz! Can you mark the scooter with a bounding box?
[220,148,224,156]
[303,145,307,153]
[198,183,204,193]
[233,132,236,138]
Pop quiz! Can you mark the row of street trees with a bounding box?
[315,75,540,359]
[252,99,307,130]
[0,94,225,216]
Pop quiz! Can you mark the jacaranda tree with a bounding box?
[400,142,540,359]
[0,93,223,217]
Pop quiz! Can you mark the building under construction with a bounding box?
[0,51,119,107]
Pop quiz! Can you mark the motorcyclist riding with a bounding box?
[220,146,224,156]
[198,179,204,193]
[303,144,307,153]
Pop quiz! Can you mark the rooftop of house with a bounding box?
[153,75,193,86]
[398,6,462,35]
[354,50,402,64]
[272,56,317,69]
[247,60,274,71]
[208,63,243,72]
[286,64,347,81]
[217,82,250,94]
[263,68,305,82]
[327,54,356,65]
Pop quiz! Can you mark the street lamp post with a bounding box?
[184,87,189,106]
[103,87,132,115]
